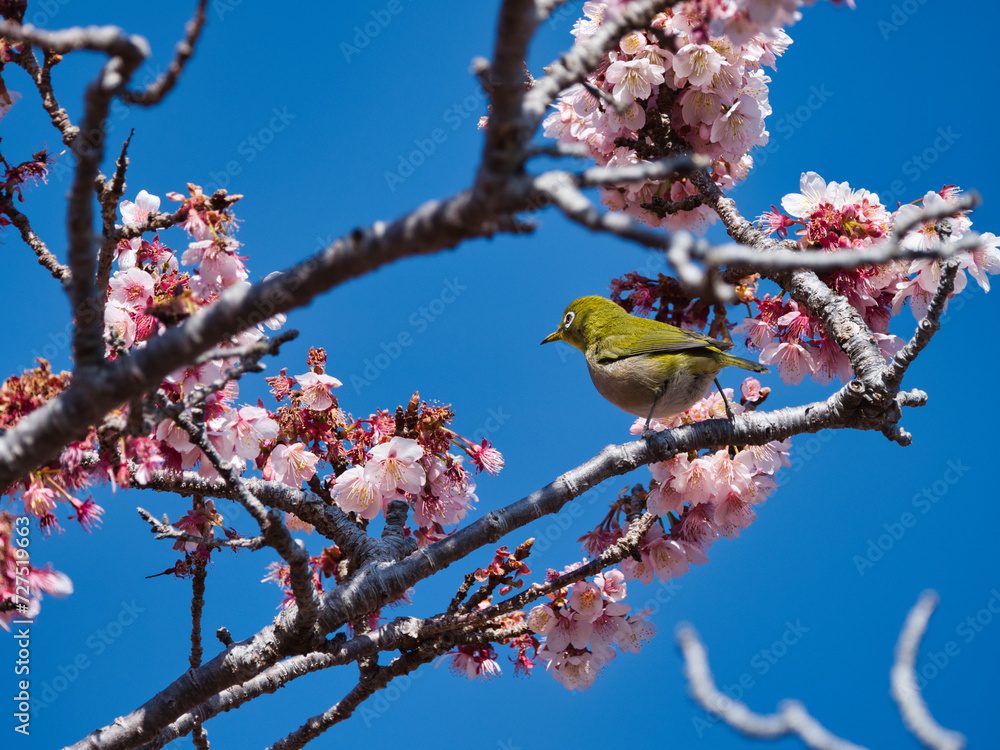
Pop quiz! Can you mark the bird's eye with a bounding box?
[563,311,575,329]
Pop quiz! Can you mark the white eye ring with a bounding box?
[563,311,575,329]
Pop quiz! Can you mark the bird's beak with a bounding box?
[541,330,562,345]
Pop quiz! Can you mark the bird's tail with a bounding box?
[720,352,769,374]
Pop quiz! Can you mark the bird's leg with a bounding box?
[714,377,735,420]
[714,377,738,457]
[642,383,668,438]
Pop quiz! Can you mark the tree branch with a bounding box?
[890,592,966,750]
[121,0,208,106]
[883,261,960,392]
[676,624,868,750]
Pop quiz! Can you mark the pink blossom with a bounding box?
[708,451,754,498]
[897,191,972,251]
[23,478,56,517]
[413,455,476,527]
[619,610,657,654]
[732,315,775,349]
[741,377,763,402]
[155,418,199,464]
[735,439,791,476]
[265,443,319,488]
[673,43,724,88]
[619,30,647,56]
[441,645,502,681]
[605,57,665,104]
[114,237,141,271]
[527,604,558,635]
[810,336,853,385]
[29,565,74,599]
[676,505,719,550]
[758,205,797,237]
[669,454,719,506]
[646,537,689,582]
[69,497,104,532]
[748,473,778,504]
[590,609,631,649]
[545,611,592,652]
[366,437,425,495]
[468,438,504,475]
[549,651,598,691]
[710,94,766,154]
[108,268,155,312]
[594,569,627,602]
[620,552,654,585]
[570,1,605,41]
[232,406,279,460]
[130,437,165,485]
[569,581,604,622]
[331,466,383,520]
[606,100,646,133]
[104,303,137,350]
[759,340,813,385]
[183,237,248,296]
[647,461,685,516]
[294,371,342,411]
[629,417,671,435]
[119,190,160,225]
[713,494,758,537]
[961,232,1000,291]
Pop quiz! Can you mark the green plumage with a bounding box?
[541,296,768,422]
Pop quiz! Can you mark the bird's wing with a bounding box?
[595,327,728,362]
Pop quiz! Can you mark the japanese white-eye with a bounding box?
[541,296,768,429]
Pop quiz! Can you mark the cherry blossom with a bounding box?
[294,371,342,411]
[365,437,425,495]
[265,442,319,488]
[232,406,279,461]
[332,467,384,520]
[119,189,160,225]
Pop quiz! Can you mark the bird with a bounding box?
[541,296,767,433]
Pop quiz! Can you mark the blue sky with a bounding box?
[2,2,999,749]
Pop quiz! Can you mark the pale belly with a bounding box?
[586,355,717,418]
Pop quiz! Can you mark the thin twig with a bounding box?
[96,131,135,296]
[890,592,966,750]
[13,43,79,143]
[0,195,70,280]
[136,507,265,550]
[883,261,960,391]
[677,625,868,750]
[121,0,208,106]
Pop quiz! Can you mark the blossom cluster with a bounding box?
[576,379,788,598]
[745,173,1000,385]
[264,375,503,545]
[544,1,805,232]
[526,566,656,691]
[1,188,504,621]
